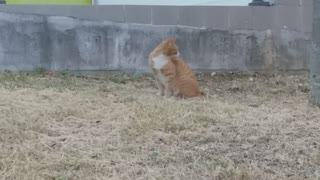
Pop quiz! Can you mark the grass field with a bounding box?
[0,71,319,180]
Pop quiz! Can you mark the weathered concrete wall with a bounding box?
[311,0,320,105]
[0,4,313,72]
[0,4,313,32]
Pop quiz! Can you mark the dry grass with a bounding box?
[0,71,319,180]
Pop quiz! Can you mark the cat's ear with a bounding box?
[167,37,176,44]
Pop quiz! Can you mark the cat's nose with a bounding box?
[177,52,180,56]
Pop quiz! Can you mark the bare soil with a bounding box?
[0,72,319,180]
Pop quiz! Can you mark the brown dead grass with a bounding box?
[0,71,319,180]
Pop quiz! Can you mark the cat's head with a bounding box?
[151,37,179,57]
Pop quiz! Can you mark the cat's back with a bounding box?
[172,57,197,80]
[172,57,201,97]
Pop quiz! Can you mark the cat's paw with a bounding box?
[157,92,164,96]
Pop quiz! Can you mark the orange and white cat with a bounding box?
[148,37,202,98]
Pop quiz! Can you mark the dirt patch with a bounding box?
[0,72,319,180]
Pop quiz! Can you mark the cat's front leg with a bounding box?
[156,84,164,96]
[165,86,173,97]
[152,68,164,96]
[155,77,164,96]
[159,85,165,96]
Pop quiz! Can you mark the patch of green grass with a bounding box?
[32,67,47,76]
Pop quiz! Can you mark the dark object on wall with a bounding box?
[0,0,6,4]
[249,0,270,6]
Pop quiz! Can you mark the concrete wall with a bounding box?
[0,2,313,72]
[310,0,320,105]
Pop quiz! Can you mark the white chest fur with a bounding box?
[151,55,169,86]
[152,55,169,70]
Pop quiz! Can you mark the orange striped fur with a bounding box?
[149,37,201,98]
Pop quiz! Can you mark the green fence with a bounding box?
[6,0,92,5]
